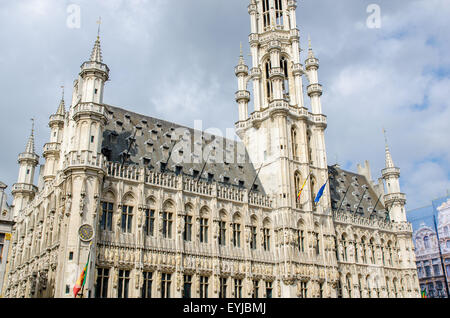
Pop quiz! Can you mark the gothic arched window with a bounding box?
[310,175,316,211]
[265,61,273,101]
[294,171,301,200]
[275,0,283,26]
[424,236,430,249]
[281,56,289,97]
[262,0,271,30]
[291,127,298,159]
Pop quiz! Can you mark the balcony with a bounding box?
[43,142,61,156]
[307,83,323,97]
[64,150,107,171]
[384,193,406,204]
[382,166,400,177]
[235,90,250,102]
[11,183,37,195]
[72,102,108,121]
[269,67,284,79]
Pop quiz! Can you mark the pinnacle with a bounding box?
[90,36,103,63]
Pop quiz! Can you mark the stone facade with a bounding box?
[3,0,420,298]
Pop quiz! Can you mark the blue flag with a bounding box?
[314,181,328,203]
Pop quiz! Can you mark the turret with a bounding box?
[42,90,65,183]
[11,121,39,216]
[235,43,250,122]
[70,33,109,155]
[381,130,406,222]
[305,37,323,115]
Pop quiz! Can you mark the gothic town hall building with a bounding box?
[3,0,420,298]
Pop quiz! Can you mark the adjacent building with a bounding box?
[3,0,420,298]
[0,182,13,297]
[408,195,450,298]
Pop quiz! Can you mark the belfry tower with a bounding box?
[235,0,330,212]
[235,0,337,297]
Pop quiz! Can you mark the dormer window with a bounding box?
[223,176,230,183]
[238,180,245,188]
[193,170,199,179]
[175,166,183,176]
[207,173,214,182]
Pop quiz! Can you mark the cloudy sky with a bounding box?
[0,0,449,211]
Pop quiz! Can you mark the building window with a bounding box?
[234,279,243,298]
[219,221,226,246]
[144,209,155,236]
[219,277,227,298]
[183,215,192,241]
[162,212,173,238]
[69,252,73,260]
[1,233,8,262]
[263,228,270,251]
[100,202,114,231]
[274,0,283,26]
[117,269,130,298]
[314,232,320,255]
[342,235,347,261]
[95,268,109,298]
[161,273,171,298]
[266,281,273,298]
[299,282,307,298]
[292,131,299,160]
[142,272,153,298]
[425,266,432,277]
[183,275,192,298]
[232,223,241,247]
[337,280,343,298]
[265,61,272,100]
[297,230,305,252]
[250,226,257,250]
[262,0,271,29]
[433,264,441,276]
[252,280,259,298]
[121,205,133,233]
[319,282,324,298]
[199,217,209,243]
[346,275,352,298]
[199,276,209,298]
[91,136,94,143]
[424,236,430,249]
[354,240,359,263]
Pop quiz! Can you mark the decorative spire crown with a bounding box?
[89,17,103,63]
[238,42,245,65]
[383,128,395,168]
[25,119,36,154]
[56,86,65,115]
[308,35,315,58]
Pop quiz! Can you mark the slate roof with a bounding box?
[101,105,265,193]
[101,105,388,218]
[328,165,388,219]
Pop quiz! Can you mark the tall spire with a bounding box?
[90,17,103,63]
[383,128,395,168]
[56,86,65,115]
[307,35,315,59]
[238,42,245,66]
[25,118,36,154]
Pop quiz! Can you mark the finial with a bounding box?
[96,16,102,39]
[61,85,65,100]
[308,34,312,50]
[240,42,243,58]
[31,118,35,136]
[383,127,388,147]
